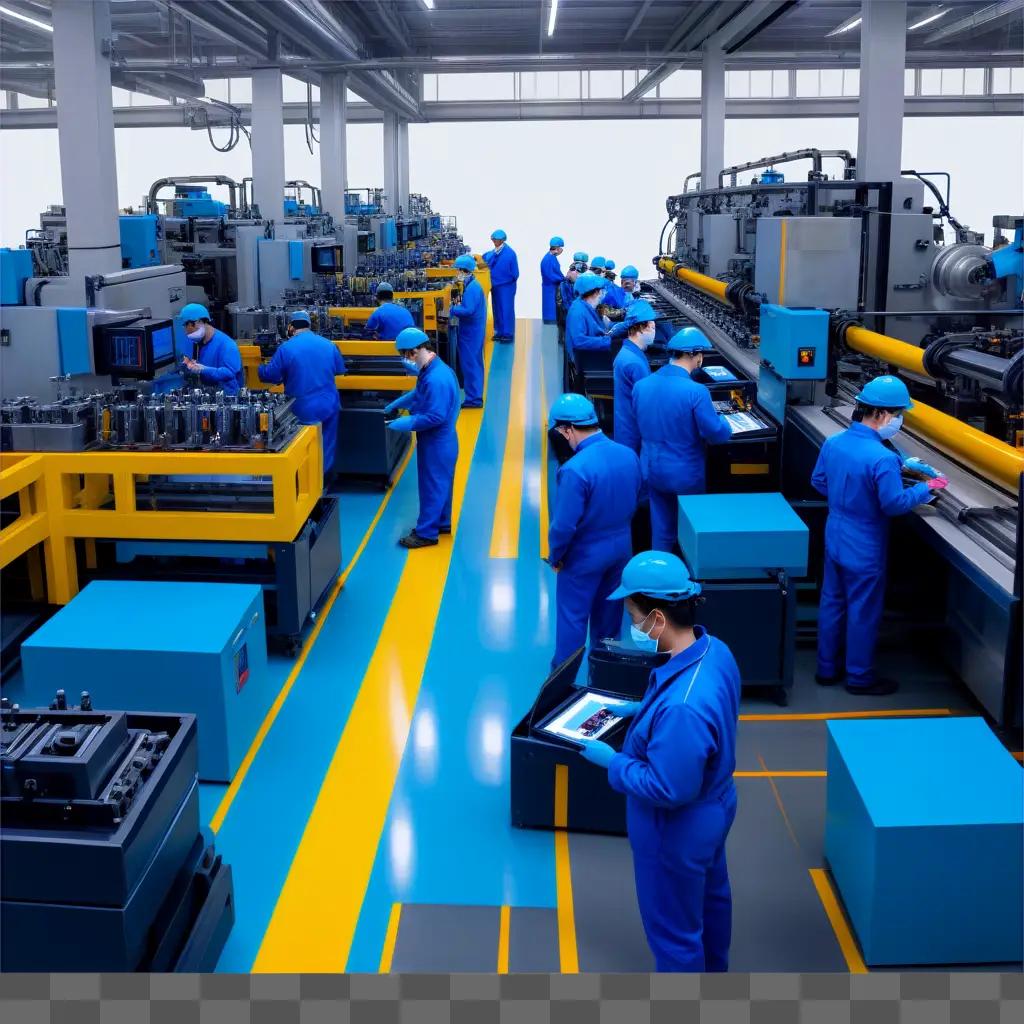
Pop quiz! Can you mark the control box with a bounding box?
[758,303,828,381]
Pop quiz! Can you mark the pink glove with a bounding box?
[926,476,949,491]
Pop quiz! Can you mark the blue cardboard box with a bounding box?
[677,492,809,580]
[825,717,1023,965]
[18,581,271,783]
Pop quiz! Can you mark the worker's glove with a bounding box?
[903,457,941,480]
[577,738,616,769]
[386,418,414,433]
[926,476,949,492]
[619,701,642,717]
[383,397,405,415]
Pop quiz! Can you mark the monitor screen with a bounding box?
[151,324,174,363]
[312,245,340,273]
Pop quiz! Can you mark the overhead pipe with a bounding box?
[718,148,855,188]
[147,175,240,214]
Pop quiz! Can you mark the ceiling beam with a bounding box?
[622,0,657,45]
[922,0,1024,43]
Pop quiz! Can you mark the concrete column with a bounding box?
[382,112,400,216]
[252,67,286,222]
[397,119,410,215]
[319,73,348,219]
[52,0,122,283]
[857,0,907,183]
[700,47,726,190]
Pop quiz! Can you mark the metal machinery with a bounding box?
[0,692,234,971]
[648,148,1023,726]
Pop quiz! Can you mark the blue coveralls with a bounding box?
[196,329,244,395]
[450,276,487,407]
[548,432,642,667]
[811,423,932,687]
[540,251,565,323]
[483,245,519,339]
[633,365,732,553]
[612,339,651,454]
[388,357,461,539]
[258,331,346,475]
[365,302,415,340]
[608,627,741,972]
[602,281,628,310]
[564,298,610,362]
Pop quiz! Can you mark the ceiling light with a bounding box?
[909,8,949,31]
[826,15,861,37]
[0,4,53,32]
[420,0,435,9]
[548,0,559,37]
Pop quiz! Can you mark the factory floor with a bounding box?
[201,321,1023,975]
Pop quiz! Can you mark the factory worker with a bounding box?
[620,266,641,304]
[482,229,519,343]
[633,327,733,553]
[449,254,486,409]
[601,261,628,311]
[590,256,607,276]
[564,271,611,363]
[577,551,741,973]
[812,375,947,695]
[612,300,659,454]
[558,252,588,343]
[385,327,460,548]
[364,282,415,340]
[540,236,566,325]
[547,394,642,668]
[258,311,347,477]
[180,303,243,396]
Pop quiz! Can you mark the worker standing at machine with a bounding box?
[563,271,611,391]
[547,394,642,668]
[812,375,948,695]
[364,282,415,340]
[619,265,641,307]
[180,303,243,396]
[449,254,487,409]
[633,327,733,553]
[257,311,347,478]
[577,551,741,972]
[612,300,659,454]
[602,261,628,312]
[384,327,461,549]
[540,236,565,325]
[558,252,588,345]
[483,229,519,343]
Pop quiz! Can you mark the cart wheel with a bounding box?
[774,686,790,707]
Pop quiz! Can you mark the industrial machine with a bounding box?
[0,693,234,971]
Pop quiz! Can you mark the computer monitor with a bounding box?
[93,318,176,379]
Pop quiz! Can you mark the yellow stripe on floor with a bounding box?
[490,328,533,558]
[497,905,511,974]
[553,764,579,973]
[378,903,402,973]
[734,770,827,778]
[809,868,868,973]
[539,356,550,561]
[740,708,953,722]
[253,343,494,972]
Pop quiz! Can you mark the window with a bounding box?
[941,68,964,95]
[964,68,985,95]
[750,70,772,98]
[726,70,750,98]
[819,69,843,96]
[203,78,230,102]
[658,69,699,98]
[520,72,558,100]
[15,91,48,109]
[588,70,621,99]
[842,69,859,96]
[1013,66,1024,93]
[437,73,514,101]
[796,69,819,97]
[920,68,941,95]
[228,78,251,104]
[423,74,437,102]
[905,68,916,96]
[112,86,134,107]
[772,70,789,97]
[557,71,581,99]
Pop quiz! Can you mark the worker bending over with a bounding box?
[449,254,487,409]
[558,252,588,346]
[180,303,243,395]
[563,272,611,391]
[812,375,947,695]
[612,300,659,454]
[483,229,519,343]
[365,282,414,340]
[540,236,565,325]
[547,394,641,668]
[578,552,741,972]
[602,261,628,312]
[258,311,346,477]
[385,327,461,549]
[633,327,732,553]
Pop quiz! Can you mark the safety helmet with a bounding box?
[573,271,606,297]
[454,255,476,272]
[289,310,312,325]
[624,300,659,326]
[572,251,589,263]
[590,256,607,271]
[491,229,507,241]
[855,375,915,410]
[180,302,211,323]
[549,392,599,429]
[395,327,430,352]
[621,265,639,281]
[608,552,702,602]
[375,281,395,296]
[605,260,616,272]
[666,326,713,354]
[550,236,564,248]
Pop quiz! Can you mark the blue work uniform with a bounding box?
[258,330,346,475]
[612,340,651,453]
[811,423,932,687]
[540,251,565,323]
[564,298,610,362]
[633,364,733,552]
[365,301,415,340]
[559,278,576,316]
[450,276,487,407]
[548,432,642,667]
[388,357,460,539]
[608,627,741,972]
[483,244,519,339]
[196,329,243,395]
[602,281,628,310]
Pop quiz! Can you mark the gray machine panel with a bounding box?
[700,214,739,278]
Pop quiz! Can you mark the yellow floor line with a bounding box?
[539,358,549,561]
[758,755,801,850]
[1011,751,1023,762]
[740,708,953,723]
[497,905,511,974]
[252,343,495,973]
[734,770,827,778]
[809,868,868,973]
[553,764,579,973]
[208,443,416,834]
[378,903,402,973]
[489,328,532,558]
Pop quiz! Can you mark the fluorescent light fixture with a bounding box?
[548,0,559,37]
[0,3,53,32]
[826,15,861,37]
[420,0,435,9]
[909,7,949,31]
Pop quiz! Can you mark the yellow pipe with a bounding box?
[845,325,928,377]
[657,257,731,304]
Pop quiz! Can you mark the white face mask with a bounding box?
[637,326,656,349]
[186,326,205,342]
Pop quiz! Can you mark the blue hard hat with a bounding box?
[621,265,639,280]
[573,251,589,263]
[395,326,430,352]
[180,302,210,322]
[574,271,606,296]
[590,256,607,270]
[605,260,616,272]
[667,326,713,353]
[491,229,507,241]
[375,281,395,295]
[454,255,476,272]
[289,310,312,325]
[549,392,599,428]
[607,551,702,602]
[855,374,915,409]
[550,236,564,247]
[624,300,659,326]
